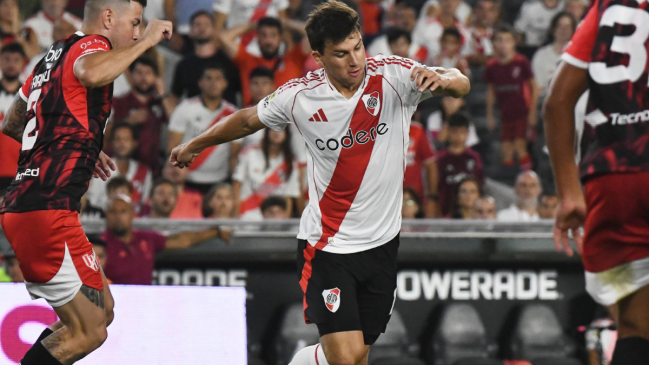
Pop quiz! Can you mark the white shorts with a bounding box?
[586,255,649,306]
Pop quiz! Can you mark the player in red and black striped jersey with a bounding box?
[0,1,172,364]
[545,0,649,363]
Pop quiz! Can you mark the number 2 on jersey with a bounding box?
[21,89,41,151]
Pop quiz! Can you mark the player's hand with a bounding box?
[411,66,452,94]
[169,143,198,169]
[93,151,116,181]
[141,19,173,49]
[487,115,496,131]
[554,194,587,257]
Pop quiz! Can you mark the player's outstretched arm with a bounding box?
[170,106,265,168]
[411,66,470,99]
[74,19,173,88]
[1,94,27,142]
[543,61,588,257]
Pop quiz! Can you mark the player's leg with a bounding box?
[100,267,115,326]
[610,285,649,365]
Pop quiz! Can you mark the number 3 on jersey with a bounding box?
[22,89,41,151]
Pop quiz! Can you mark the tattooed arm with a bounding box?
[1,94,27,142]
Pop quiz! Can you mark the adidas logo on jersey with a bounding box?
[309,109,328,122]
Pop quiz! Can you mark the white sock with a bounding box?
[288,343,329,365]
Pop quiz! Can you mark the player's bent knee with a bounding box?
[83,325,108,352]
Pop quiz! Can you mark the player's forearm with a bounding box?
[74,40,152,88]
[185,107,262,155]
[1,95,27,142]
[437,68,470,98]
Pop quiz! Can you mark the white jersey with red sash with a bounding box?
[169,97,237,184]
[257,55,437,254]
[233,146,300,220]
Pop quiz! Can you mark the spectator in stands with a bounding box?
[413,0,472,62]
[367,4,424,61]
[538,193,559,219]
[405,120,439,217]
[17,0,40,19]
[106,176,134,202]
[402,187,424,219]
[147,178,178,218]
[436,112,484,217]
[514,0,563,46]
[80,193,105,220]
[213,0,288,34]
[24,0,81,51]
[87,123,153,214]
[161,161,204,218]
[486,25,539,170]
[0,43,26,190]
[532,12,576,96]
[418,0,472,25]
[87,234,108,272]
[202,183,236,218]
[220,17,309,106]
[102,194,222,285]
[565,0,587,21]
[0,0,39,58]
[21,16,76,81]
[111,57,169,175]
[497,171,541,221]
[452,176,480,219]
[1,248,22,282]
[166,0,213,35]
[467,0,499,65]
[168,64,239,193]
[261,195,290,219]
[169,10,241,108]
[234,128,301,220]
[473,195,497,219]
[433,27,470,76]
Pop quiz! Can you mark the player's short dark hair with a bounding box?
[129,56,159,75]
[0,42,26,57]
[85,0,148,19]
[87,234,106,248]
[111,122,137,140]
[151,177,176,196]
[493,24,517,40]
[250,66,275,81]
[448,112,471,129]
[260,195,287,213]
[106,176,133,194]
[258,17,283,33]
[306,1,361,54]
[190,10,214,25]
[441,27,462,42]
[386,28,411,45]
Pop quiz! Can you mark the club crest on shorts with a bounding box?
[322,288,341,313]
[362,91,381,116]
[82,252,100,272]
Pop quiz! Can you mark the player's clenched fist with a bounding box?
[169,143,198,169]
[141,19,173,49]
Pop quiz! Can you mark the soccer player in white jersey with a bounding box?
[170,2,469,364]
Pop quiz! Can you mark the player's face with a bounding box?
[5,257,23,283]
[210,187,234,218]
[314,31,366,90]
[111,127,137,159]
[93,245,107,271]
[389,37,410,59]
[402,191,420,219]
[0,51,25,81]
[262,205,288,219]
[554,16,574,44]
[42,0,67,18]
[189,14,214,44]
[493,32,516,58]
[151,184,177,217]
[538,195,559,219]
[267,129,286,146]
[475,0,498,27]
[250,76,275,105]
[131,63,157,94]
[199,69,228,100]
[107,1,143,49]
[458,180,479,209]
[448,126,468,147]
[0,0,18,23]
[441,35,461,56]
[106,199,134,237]
[473,198,496,219]
[258,25,281,58]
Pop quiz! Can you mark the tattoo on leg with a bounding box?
[42,330,79,364]
[80,285,105,310]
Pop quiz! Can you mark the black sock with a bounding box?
[20,336,62,365]
[35,328,54,343]
[610,337,649,365]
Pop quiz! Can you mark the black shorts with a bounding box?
[297,234,399,345]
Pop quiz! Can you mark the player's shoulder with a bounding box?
[276,69,327,95]
[367,54,416,74]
